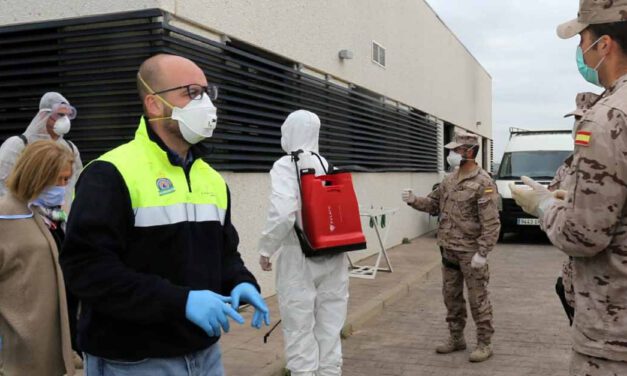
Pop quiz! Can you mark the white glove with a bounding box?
[402,188,416,204]
[471,253,487,269]
[509,176,555,218]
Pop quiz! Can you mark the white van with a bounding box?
[495,128,573,237]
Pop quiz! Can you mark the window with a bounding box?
[372,41,386,67]
[497,151,572,180]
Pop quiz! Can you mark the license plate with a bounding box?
[517,218,540,226]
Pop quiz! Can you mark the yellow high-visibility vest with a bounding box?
[98,117,228,227]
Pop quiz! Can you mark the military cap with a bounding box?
[445,131,479,149]
[557,0,627,39]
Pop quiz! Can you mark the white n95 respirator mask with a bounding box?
[53,116,71,136]
[171,93,218,144]
[447,151,463,167]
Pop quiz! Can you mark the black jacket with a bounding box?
[60,124,259,360]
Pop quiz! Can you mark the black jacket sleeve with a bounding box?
[60,161,190,323]
[220,186,260,295]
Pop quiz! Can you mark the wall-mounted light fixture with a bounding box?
[338,49,354,60]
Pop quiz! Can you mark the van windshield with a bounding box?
[497,151,572,180]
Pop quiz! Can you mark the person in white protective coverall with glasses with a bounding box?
[0,92,83,208]
[258,109,350,376]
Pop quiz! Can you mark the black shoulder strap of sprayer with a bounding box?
[290,150,305,200]
[290,149,334,256]
[16,134,74,155]
[290,150,313,253]
[290,149,332,190]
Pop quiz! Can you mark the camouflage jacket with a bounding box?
[410,166,500,256]
[548,154,574,192]
[542,73,627,361]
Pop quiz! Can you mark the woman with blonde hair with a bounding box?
[0,140,76,376]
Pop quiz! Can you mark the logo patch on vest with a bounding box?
[156,178,176,196]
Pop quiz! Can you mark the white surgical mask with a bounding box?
[53,116,71,136]
[447,151,463,167]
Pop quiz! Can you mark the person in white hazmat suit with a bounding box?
[258,110,349,376]
[0,92,83,208]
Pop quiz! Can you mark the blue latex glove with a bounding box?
[185,290,245,337]
[230,282,271,329]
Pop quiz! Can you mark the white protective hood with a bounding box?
[281,109,321,154]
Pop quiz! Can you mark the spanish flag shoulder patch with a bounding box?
[484,187,494,195]
[575,131,592,146]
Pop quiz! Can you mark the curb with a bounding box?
[257,255,441,376]
[340,259,440,339]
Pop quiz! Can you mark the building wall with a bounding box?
[176,0,492,139]
[1,0,490,295]
[0,0,492,139]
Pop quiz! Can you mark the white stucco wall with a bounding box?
[223,171,439,296]
[174,0,492,139]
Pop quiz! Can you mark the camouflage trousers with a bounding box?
[441,248,494,344]
[570,351,627,376]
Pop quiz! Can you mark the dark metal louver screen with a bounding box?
[490,139,494,171]
[0,9,437,172]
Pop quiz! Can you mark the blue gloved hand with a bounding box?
[185,290,245,337]
[230,282,271,329]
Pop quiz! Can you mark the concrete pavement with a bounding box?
[221,233,442,376]
[341,233,572,376]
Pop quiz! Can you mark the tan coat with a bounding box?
[0,194,75,376]
[410,165,500,256]
[542,73,627,361]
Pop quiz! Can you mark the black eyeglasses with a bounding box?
[153,84,218,101]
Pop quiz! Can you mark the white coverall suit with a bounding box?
[258,110,349,376]
[0,92,83,207]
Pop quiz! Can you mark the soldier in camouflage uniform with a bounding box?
[511,1,627,374]
[550,92,599,325]
[402,131,500,363]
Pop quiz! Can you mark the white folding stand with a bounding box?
[347,207,398,279]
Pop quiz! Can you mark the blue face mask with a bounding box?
[32,185,66,208]
[576,37,606,87]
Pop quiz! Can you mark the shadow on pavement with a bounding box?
[499,228,552,245]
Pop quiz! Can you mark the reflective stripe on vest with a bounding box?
[97,118,228,227]
[134,203,226,227]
